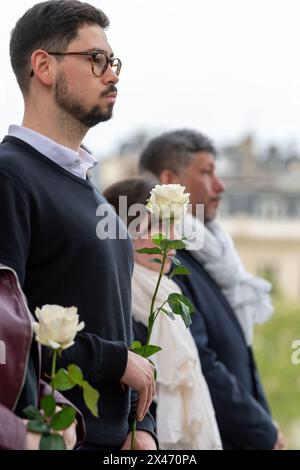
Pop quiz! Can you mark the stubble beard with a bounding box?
[54,72,114,129]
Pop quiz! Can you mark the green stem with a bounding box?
[130,417,137,450]
[133,237,169,449]
[133,254,166,451]
[145,248,167,349]
[155,300,168,321]
[51,350,57,396]
[132,222,172,450]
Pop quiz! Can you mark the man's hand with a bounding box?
[121,351,156,421]
[121,431,157,450]
[273,431,285,450]
[273,422,285,450]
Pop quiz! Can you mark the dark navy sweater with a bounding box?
[0,135,154,447]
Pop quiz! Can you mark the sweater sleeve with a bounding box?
[41,333,128,384]
[0,173,31,285]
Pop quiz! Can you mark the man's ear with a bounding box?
[159,169,180,184]
[30,49,55,87]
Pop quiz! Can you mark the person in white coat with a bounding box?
[104,177,222,450]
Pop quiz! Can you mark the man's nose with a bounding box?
[101,65,119,85]
[213,175,225,193]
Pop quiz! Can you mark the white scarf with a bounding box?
[184,212,274,346]
[132,262,222,450]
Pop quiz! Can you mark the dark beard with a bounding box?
[55,73,114,128]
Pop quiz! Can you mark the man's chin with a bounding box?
[84,110,114,128]
[204,211,218,224]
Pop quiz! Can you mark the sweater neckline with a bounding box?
[3,135,94,188]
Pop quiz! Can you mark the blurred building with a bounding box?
[218,136,300,220]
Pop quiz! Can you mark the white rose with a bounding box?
[146,184,190,223]
[32,305,85,350]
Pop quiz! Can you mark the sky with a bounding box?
[1,0,300,157]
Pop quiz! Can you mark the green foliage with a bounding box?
[168,265,191,278]
[82,381,100,418]
[149,258,163,265]
[253,297,300,449]
[27,420,50,434]
[51,406,76,431]
[135,247,162,255]
[23,406,44,422]
[161,308,176,321]
[40,433,65,450]
[167,292,194,327]
[152,233,166,246]
[132,344,162,358]
[52,368,75,391]
[40,395,56,417]
[160,239,186,251]
[67,364,84,385]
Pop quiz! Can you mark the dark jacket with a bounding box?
[0,265,85,450]
[173,250,277,449]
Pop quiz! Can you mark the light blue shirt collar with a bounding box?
[8,125,97,180]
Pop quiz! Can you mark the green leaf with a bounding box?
[178,294,195,313]
[40,433,65,450]
[178,301,192,328]
[50,406,76,431]
[135,247,162,255]
[160,239,186,251]
[131,340,142,350]
[149,258,162,265]
[52,368,75,391]
[27,420,50,434]
[169,266,191,278]
[23,406,44,422]
[152,233,166,247]
[82,381,100,418]
[67,364,84,386]
[133,344,162,358]
[40,395,56,418]
[167,293,194,328]
[161,308,176,321]
[167,293,194,313]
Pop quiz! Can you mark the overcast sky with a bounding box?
[1,0,300,156]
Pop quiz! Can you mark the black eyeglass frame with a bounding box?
[30,50,122,77]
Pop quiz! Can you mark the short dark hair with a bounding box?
[10,0,109,94]
[139,129,217,177]
[104,177,158,227]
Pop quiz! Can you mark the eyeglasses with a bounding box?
[45,50,122,77]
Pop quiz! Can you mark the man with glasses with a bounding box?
[0,0,156,450]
